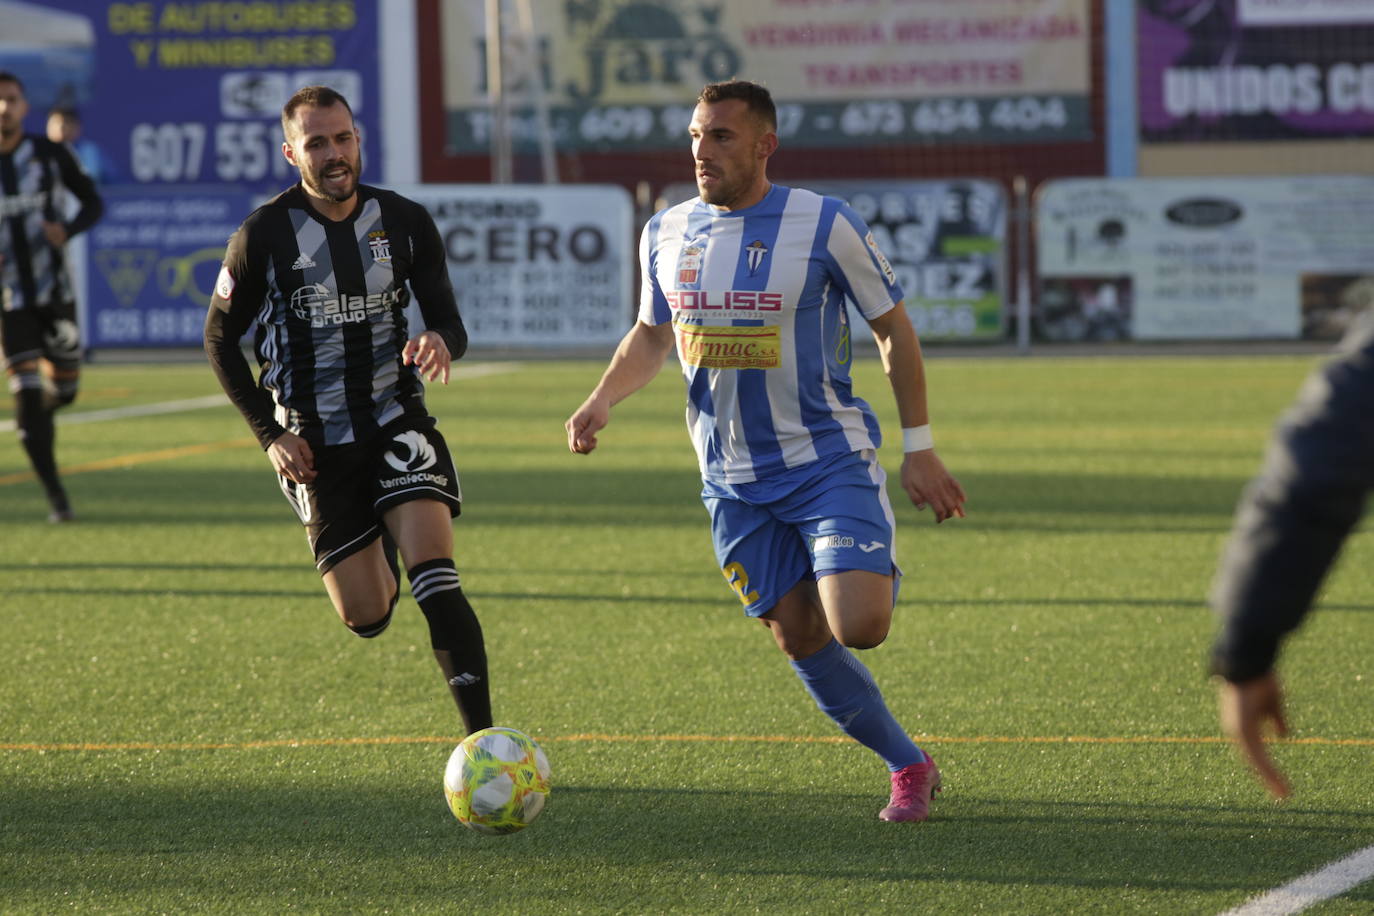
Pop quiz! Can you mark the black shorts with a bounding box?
[280,415,463,574]
[0,300,81,371]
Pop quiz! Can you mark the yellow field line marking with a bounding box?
[0,438,256,486]
[4,733,1373,753]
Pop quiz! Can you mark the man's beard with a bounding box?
[697,173,738,207]
[303,156,360,202]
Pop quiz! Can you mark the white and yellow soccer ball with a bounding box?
[443,726,551,834]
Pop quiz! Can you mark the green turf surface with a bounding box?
[2,353,1372,914]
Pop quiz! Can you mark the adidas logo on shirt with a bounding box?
[291,252,317,270]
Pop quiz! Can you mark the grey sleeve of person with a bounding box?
[1209,310,1374,682]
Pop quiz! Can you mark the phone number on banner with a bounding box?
[455,95,1087,151]
[128,121,295,183]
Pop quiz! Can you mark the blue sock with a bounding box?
[790,638,925,772]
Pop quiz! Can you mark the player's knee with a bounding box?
[833,616,891,651]
[345,602,395,638]
[52,377,78,407]
[835,626,890,648]
[767,619,833,660]
[338,586,400,637]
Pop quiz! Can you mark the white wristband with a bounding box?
[901,425,933,453]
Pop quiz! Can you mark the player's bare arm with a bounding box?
[867,304,967,523]
[403,330,451,384]
[566,320,674,454]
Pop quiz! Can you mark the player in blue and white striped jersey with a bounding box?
[567,80,966,822]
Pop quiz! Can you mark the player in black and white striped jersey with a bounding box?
[205,85,492,736]
[0,71,103,523]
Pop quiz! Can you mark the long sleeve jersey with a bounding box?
[204,183,466,450]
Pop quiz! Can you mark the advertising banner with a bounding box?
[3,0,382,189]
[1036,176,1374,341]
[398,185,634,348]
[1139,0,1374,141]
[86,185,254,348]
[440,0,1091,152]
[660,180,1007,342]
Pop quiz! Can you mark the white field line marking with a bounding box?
[0,362,519,433]
[1219,843,1374,916]
[0,394,230,432]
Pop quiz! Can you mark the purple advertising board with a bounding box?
[1139,0,1374,142]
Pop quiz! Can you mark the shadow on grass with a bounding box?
[4,778,1374,912]
[38,464,1257,530]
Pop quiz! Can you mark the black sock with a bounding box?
[408,558,492,734]
[14,387,66,510]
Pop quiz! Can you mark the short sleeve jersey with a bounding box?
[0,135,101,311]
[209,184,459,449]
[638,184,904,484]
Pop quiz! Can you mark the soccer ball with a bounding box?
[443,726,551,834]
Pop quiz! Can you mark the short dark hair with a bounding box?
[698,80,776,132]
[0,70,25,94]
[281,85,354,138]
[49,105,79,122]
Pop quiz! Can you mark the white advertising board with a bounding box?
[1036,176,1374,341]
[397,184,634,348]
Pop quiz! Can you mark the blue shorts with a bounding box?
[702,449,902,617]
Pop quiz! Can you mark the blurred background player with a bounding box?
[204,86,492,735]
[0,71,103,522]
[1210,309,1374,799]
[45,104,120,186]
[566,79,967,822]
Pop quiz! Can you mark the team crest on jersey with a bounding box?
[677,245,703,285]
[367,230,392,264]
[744,239,769,276]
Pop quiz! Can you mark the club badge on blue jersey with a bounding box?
[744,239,768,277]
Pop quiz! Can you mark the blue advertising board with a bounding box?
[85,186,255,348]
[0,1,381,348]
[13,0,382,189]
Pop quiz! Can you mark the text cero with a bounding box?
[443,223,607,265]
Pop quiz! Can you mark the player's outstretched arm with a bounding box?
[1218,671,1291,799]
[867,304,966,523]
[566,320,674,454]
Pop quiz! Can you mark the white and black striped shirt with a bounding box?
[205,183,466,449]
[0,135,102,312]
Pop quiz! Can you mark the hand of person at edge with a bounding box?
[1218,670,1292,800]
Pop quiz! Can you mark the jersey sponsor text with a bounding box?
[666,290,784,312]
[676,323,781,369]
